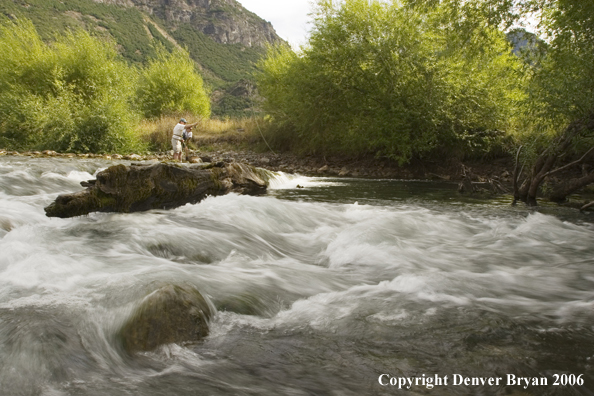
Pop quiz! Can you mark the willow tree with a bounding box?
[257,0,523,164]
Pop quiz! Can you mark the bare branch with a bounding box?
[543,146,594,178]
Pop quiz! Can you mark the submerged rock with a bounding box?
[118,285,213,354]
[44,162,270,217]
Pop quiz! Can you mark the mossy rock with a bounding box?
[118,285,213,354]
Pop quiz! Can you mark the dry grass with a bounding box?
[137,114,266,152]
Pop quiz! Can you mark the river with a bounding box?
[1,156,593,396]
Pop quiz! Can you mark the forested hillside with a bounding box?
[0,0,285,116]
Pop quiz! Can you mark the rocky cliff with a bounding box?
[92,0,283,47]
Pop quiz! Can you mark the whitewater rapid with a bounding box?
[1,156,593,396]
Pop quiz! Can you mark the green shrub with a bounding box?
[136,46,211,119]
[0,18,142,153]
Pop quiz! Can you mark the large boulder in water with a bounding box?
[118,285,213,354]
[44,162,270,217]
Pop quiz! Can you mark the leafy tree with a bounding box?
[136,46,211,119]
[257,0,522,163]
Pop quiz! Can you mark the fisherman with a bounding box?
[172,118,197,161]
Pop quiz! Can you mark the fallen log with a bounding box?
[45,162,270,218]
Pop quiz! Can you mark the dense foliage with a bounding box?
[257,0,523,163]
[0,19,210,153]
[519,0,594,138]
[257,0,593,165]
[136,46,211,119]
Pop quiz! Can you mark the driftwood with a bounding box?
[44,162,270,218]
[458,165,509,195]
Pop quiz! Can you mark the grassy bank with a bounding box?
[136,115,268,153]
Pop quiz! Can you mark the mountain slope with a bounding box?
[113,0,281,48]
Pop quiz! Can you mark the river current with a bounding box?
[0,156,593,396]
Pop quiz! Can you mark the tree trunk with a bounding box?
[548,172,594,203]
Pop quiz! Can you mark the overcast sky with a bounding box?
[238,0,313,47]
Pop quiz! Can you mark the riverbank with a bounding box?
[0,147,515,183]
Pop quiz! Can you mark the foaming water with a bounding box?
[268,171,346,190]
[1,156,594,395]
